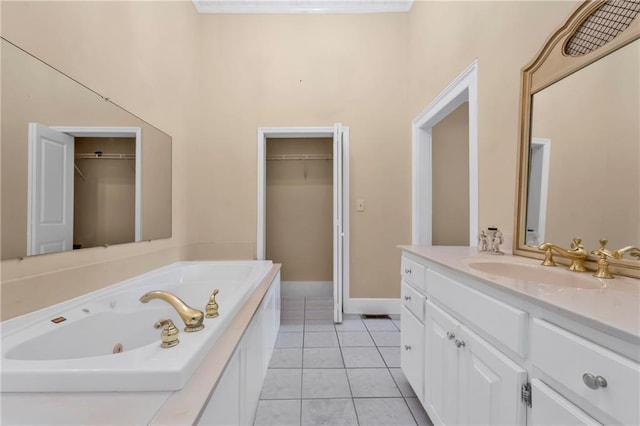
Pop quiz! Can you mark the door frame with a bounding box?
[412,60,479,246]
[50,126,143,241]
[257,126,349,315]
[527,137,551,245]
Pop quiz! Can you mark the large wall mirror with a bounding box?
[1,38,172,260]
[515,1,640,278]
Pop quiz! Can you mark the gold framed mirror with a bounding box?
[514,0,640,278]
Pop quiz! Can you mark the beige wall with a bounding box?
[432,103,470,246]
[530,40,640,250]
[1,0,591,320]
[192,13,411,299]
[409,0,579,238]
[1,1,200,320]
[266,138,333,282]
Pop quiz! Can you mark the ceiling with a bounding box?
[192,0,414,14]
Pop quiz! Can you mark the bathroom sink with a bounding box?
[466,261,605,289]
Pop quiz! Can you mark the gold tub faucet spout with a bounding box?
[538,238,589,272]
[139,291,205,332]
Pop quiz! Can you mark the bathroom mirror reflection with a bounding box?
[526,39,639,250]
[515,1,640,278]
[1,38,172,260]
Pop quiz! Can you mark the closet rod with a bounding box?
[266,154,333,161]
[75,153,135,160]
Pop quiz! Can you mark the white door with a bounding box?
[424,300,461,425]
[457,324,528,425]
[333,123,345,323]
[27,123,74,256]
[333,123,349,323]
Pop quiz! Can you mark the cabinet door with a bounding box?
[457,324,527,426]
[424,300,461,425]
[401,305,424,401]
[530,379,600,426]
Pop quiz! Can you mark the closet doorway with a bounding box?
[257,126,349,323]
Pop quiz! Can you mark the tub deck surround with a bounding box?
[0,261,281,425]
[400,246,640,344]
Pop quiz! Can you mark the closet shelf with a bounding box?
[75,153,135,160]
[266,154,332,161]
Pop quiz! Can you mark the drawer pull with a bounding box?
[583,373,608,390]
[404,296,412,301]
[455,339,466,348]
[404,345,412,351]
[404,268,412,274]
[446,332,456,340]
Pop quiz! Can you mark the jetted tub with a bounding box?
[1,261,274,393]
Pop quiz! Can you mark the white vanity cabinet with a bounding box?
[531,319,640,426]
[423,299,527,425]
[529,379,599,425]
[400,271,426,401]
[199,276,281,426]
[400,249,640,426]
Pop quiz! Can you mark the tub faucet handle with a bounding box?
[206,289,220,318]
[154,319,180,348]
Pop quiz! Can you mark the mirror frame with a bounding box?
[514,0,640,278]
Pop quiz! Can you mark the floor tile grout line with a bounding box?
[336,319,361,426]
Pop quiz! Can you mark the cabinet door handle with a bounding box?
[404,296,412,301]
[455,339,465,348]
[446,332,456,340]
[582,373,607,390]
[404,345,412,351]
[404,268,412,274]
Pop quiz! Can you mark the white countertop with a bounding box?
[400,246,640,343]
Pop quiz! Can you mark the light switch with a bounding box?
[356,199,365,212]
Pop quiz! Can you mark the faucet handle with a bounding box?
[154,319,180,348]
[591,239,615,279]
[613,246,640,261]
[591,239,614,258]
[537,242,557,267]
[206,289,220,318]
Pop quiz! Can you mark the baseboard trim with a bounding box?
[281,281,332,298]
[343,298,401,315]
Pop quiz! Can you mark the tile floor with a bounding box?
[253,298,434,426]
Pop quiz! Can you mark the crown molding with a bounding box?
[192,0,413,14]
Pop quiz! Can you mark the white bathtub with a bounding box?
[1,260,274,392]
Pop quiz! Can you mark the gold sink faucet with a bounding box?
[591,239,615,279]
[538,237,589,272]
[613,246,640,261]
[140,291,205,332]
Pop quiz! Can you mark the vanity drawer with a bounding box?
[426,270,527,357]
[401,281,425,322]
[531,319,640,425]
[401,256,426,292]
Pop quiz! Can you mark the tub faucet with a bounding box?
[139,291,205,332]
[538,237,589,272]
